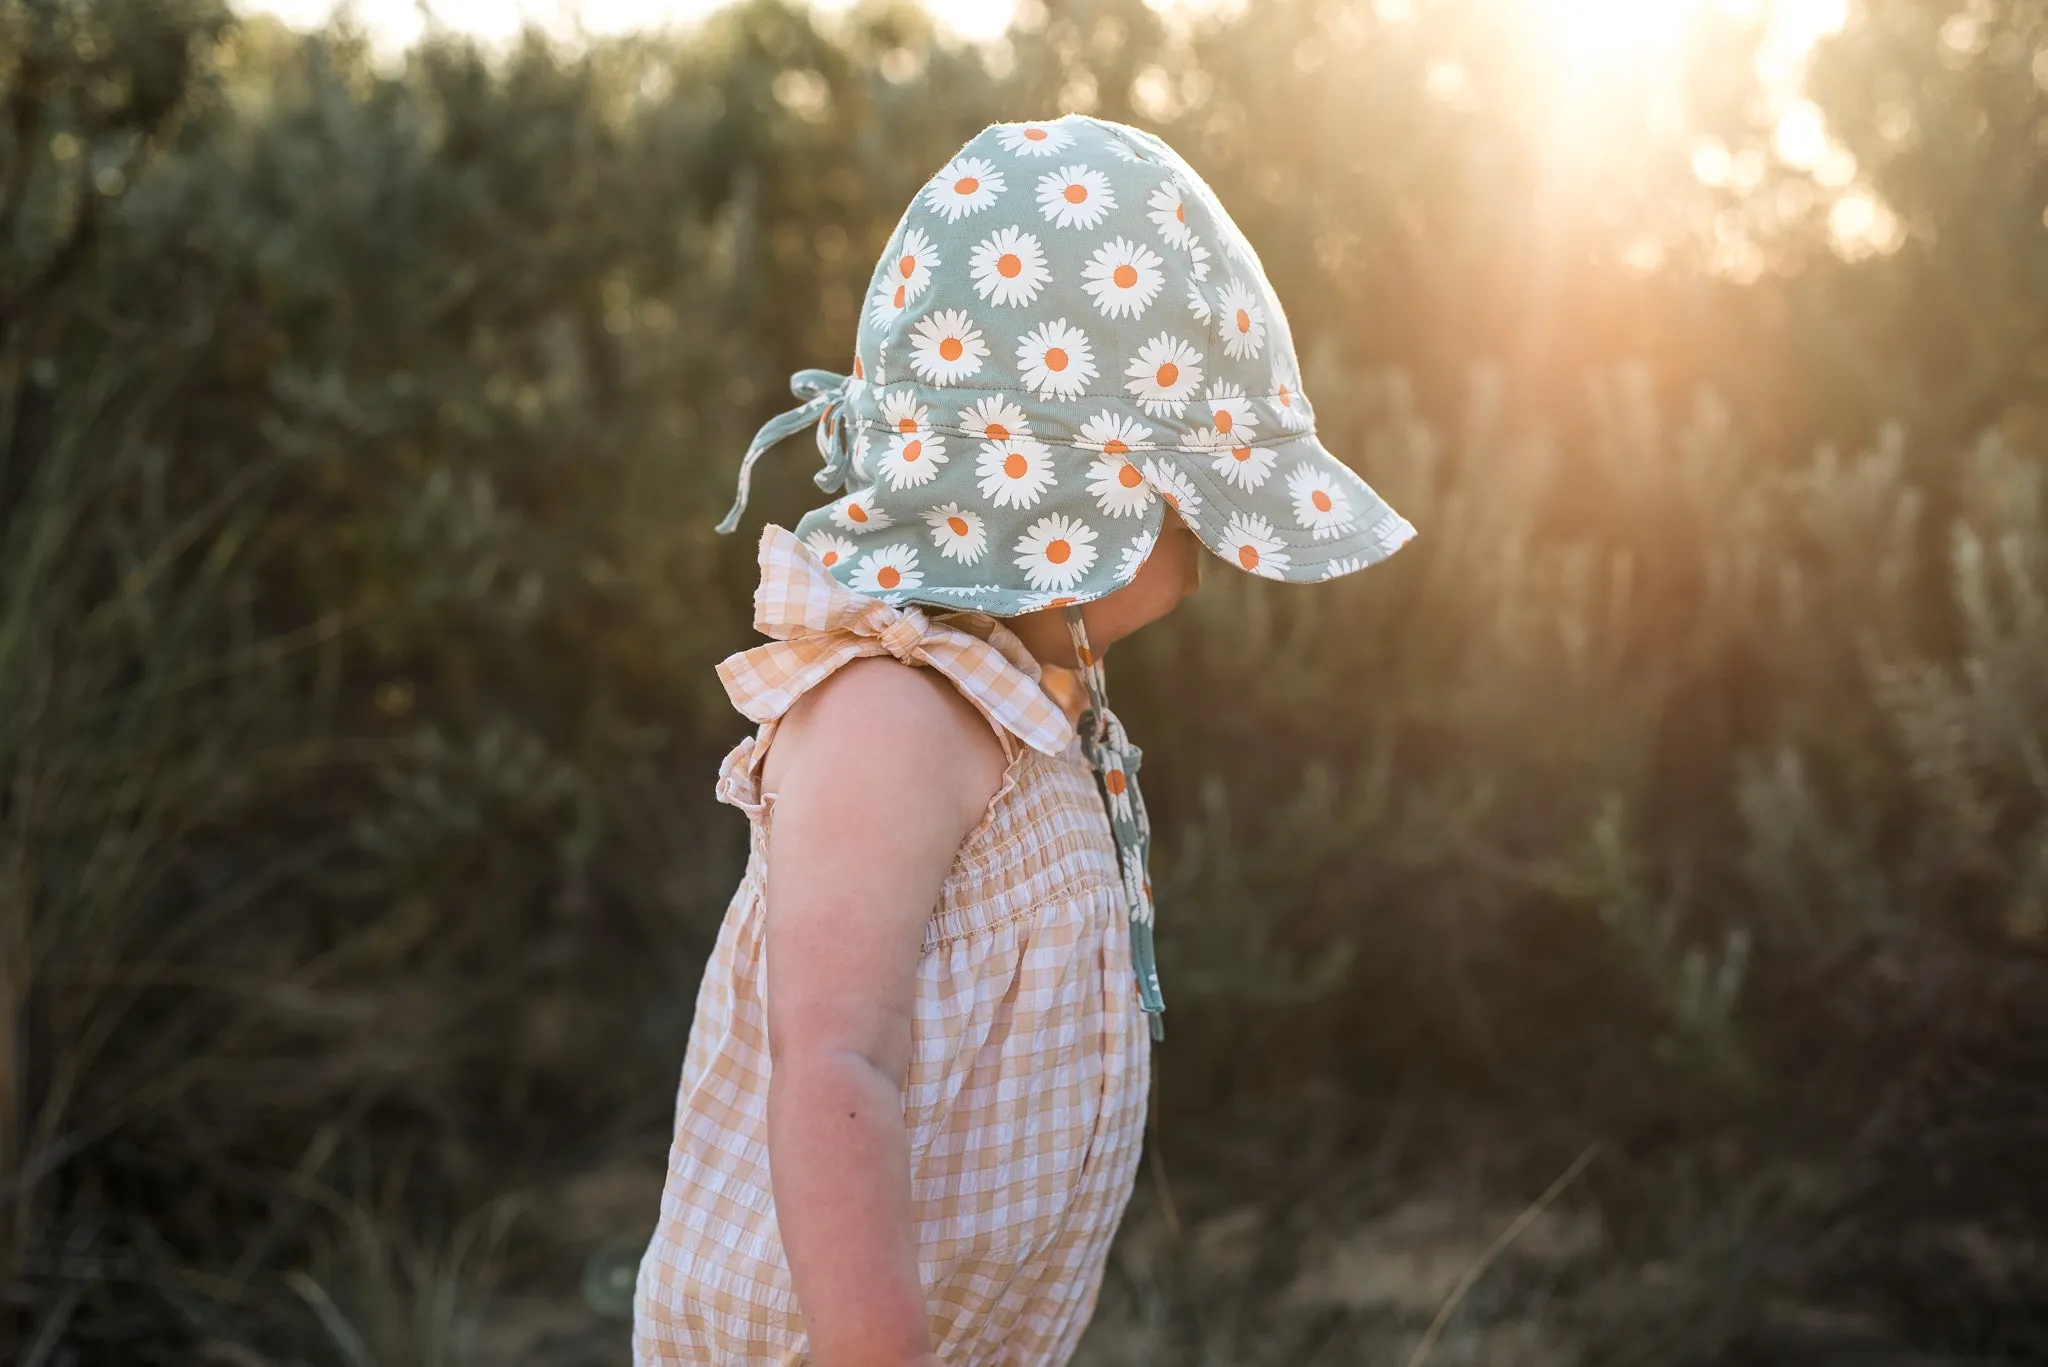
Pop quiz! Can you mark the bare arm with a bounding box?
[760,656,1007,1367]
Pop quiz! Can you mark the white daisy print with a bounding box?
[849,425,872,478]
[1117,529,1157,579]
[1037,165,1116,230]
[1088,454,1155,517]
[1270,365,1310,431]
[880,227,938,311]
[828,489,893,533]
[803,530,858,570]
[1217,279,1268,360]
[1148,180,1195,248]
[1123,859,1155,925]
[1186,280,1212,323]
[976,437,1057,509]
[1206,439,1278,491]
[1201,381,1259,440]
[1017,319,1097,401]
[1075,410,1154,458]
[924,502,989,563]
[1124,334,1204,416]
[1107,137,1148,163]
[968,227,1050,308]
[958,396,1031,445]
[1187,239,1212,282]
[1319,556,1367,581]
[1370,510,1417,554]
[924,155,1004,221]
[1214,223,1258,268]
[879,388,928,435]
[1014,590,1082,612]
[846,351,869,402]
[876,426,947,489]
[1140,457,1204,529]
[1100,752,1134,821]
[1287,463,1357,539]
[849,543,923,596]
[1081,237,1165,319]
[996,121,1073,156]
[869,281,906,326]
[1221,511,1290,579]
[1014,514,1099,592]
[906,309,988,385]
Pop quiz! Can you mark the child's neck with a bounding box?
[1035,665,1090,728]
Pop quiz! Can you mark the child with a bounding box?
[634,115,1414,1366]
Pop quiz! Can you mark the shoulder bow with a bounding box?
[716,526,1075,759]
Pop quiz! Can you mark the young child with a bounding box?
[634,115,1414,1366]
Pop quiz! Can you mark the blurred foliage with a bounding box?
[2,0,2046,1360]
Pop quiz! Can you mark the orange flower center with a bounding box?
[1112,263,1138,288]
[1231,446,1252,462]
[1238,544,1260,569]
[1117,463,1143,488]
[955,176,979,194]
[902,439,922,461]
[1003,452,1028,478]
[1104,769,1128,795]
[1312,489,1333,512]
[1025,127,1047,141]
[877,565,901,589]
[1044,347,1069,372]
[1103,439,1129,456]
[891,284,906,307]
[938,337,963,361]
[1155,361,1179,387]
[1277,383,1291,406]
[947,515,969,536]
[1175,203,1185,223]
[897,416,917,432]
[1236,308,1252,333]
[1215,410,1233,433]
[997,252,1022,278]
[1045,539,1072,564]
[899,254,916,278]
[1064,183,1088,204]
[820,550,839,566]
[848,503,869,523]
[853,355,864,379]
[984,422,1010,441]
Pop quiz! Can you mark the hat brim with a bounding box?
[1160,429,1415,584]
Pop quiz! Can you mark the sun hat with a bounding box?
[715,114,1417,1037]
[717,113,1414,600]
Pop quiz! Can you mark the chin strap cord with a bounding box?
[1062,608,1165,1042]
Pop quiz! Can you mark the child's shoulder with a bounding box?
[761,656,1008,812]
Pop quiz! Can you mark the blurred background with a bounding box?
[4,0,2047,1361]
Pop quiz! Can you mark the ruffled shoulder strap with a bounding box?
[715,526,1075,759]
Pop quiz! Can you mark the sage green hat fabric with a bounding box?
[717,114,1415,611]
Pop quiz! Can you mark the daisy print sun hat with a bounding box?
[715,113,1416,607]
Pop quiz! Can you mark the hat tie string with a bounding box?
[715,368,857,535]
[1063,607,1166,1041]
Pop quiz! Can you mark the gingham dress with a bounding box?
[633,526,1152,1365]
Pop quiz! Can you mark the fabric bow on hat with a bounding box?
[713,369,860,536]
[716,525,1074,759]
